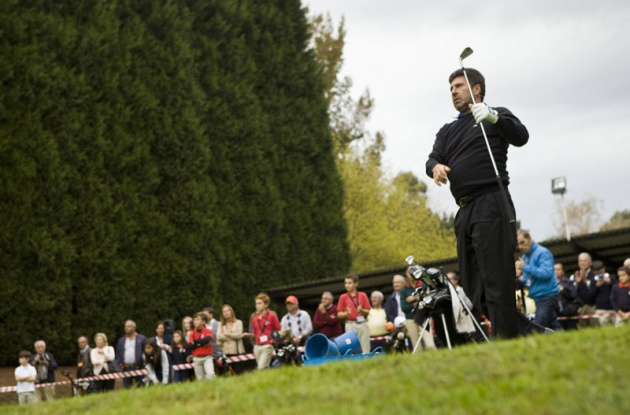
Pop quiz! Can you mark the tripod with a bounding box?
[413,279,489,353]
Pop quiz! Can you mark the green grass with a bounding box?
[5,325,629,415]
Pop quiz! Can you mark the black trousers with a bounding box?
[454,190,519,339]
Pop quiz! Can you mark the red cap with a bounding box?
[285,295,299,304]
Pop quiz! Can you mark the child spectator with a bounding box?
[337,274,371,354]
[15,351,37,405]
[188,312,215,380]
[611,266,630,326]
[244,293,281,370]
[143,338,170,385]
[170,331,191,383]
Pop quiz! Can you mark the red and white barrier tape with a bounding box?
[170,353,256,371]
[0,381,73,394]
[0,369,149,394]
[557,312,616,321]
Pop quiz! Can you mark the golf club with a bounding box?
[458,47,517,231]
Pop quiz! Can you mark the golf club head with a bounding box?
[459,47,474,67]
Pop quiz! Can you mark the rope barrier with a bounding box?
[557,311,616,321]
[0,369,151,394]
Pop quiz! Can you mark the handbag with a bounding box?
[107,359,120,373]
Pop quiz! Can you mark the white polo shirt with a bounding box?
[15,364,36,393]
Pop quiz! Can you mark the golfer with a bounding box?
[425,67,528,338]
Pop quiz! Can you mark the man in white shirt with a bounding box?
[281,295,313,345]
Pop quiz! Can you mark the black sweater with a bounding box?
[426,107,529,201]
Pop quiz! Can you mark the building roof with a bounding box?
[266,226,630,309]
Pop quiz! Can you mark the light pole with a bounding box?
[551,177,571,241]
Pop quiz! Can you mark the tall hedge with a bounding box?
[0,0,350,365]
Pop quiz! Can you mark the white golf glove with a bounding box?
[470,103,499,124]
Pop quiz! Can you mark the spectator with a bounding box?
[91,333,116,393]
[170,331,191,383]
[337,274,371,354]
[143,338,170,385]
[555,263,580,330]
[188,311,215,380]
[76,336,93,385]
[447,272,474,310]
[203,307,222,358]
[385,275,406,324]
[182,316,193,341]
[588,261,617,326]
[280,295,313,346]
[515,229,562,330]
[611,266,630,326]
[116,319,147,388]
[313,291,343,339]
[367,290,388,352]
[15,351,37,405]
[625,258,630,268]
[154,321,173,353]
[404,267,436,351]
[574,252,598,328]
[31,340,57,401]
[245,293,281,370]
[217,304,247,375]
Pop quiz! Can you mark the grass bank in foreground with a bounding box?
[4,325,629,415]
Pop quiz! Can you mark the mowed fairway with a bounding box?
[4,325,629,415]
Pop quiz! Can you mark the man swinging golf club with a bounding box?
[425,48,529,339]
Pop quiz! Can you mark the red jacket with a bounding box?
[188,327,213,357]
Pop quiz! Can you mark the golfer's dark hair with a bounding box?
[449,68,485,101]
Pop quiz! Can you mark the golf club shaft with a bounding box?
[460,66,516,227]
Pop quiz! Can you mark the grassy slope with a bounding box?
[5,325,629,415]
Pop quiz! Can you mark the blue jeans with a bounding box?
[534,295,563,330]
[172,369,189,383]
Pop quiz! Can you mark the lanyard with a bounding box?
[349,293,360,311]
[256,311,269,333]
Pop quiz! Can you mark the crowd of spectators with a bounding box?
[13,255,630,405]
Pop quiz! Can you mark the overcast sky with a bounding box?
[305,0,630,241]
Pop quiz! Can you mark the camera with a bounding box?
[270,329,300,367]
[386,316,410,353]
[594,273,609,282]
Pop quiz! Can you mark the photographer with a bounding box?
[555,263,580,330]
[31,340,57,401]
[515,229,562,331]
[587,261,617,326]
